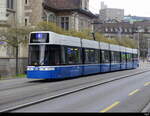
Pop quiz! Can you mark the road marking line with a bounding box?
[128,89,140,96]
[100,101,120,113]
[144,82,150,86]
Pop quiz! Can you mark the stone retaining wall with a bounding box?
[0,58,28,77]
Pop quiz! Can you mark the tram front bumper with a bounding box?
[27,66,57,79]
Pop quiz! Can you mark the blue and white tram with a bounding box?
[27,31,139,79]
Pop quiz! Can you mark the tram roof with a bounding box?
[29,31,138,53]
[82,39,99,49]
[133,49,138,54]
[50,32,81,47]
[100,42,109,50]
[126,47,133,53]
[110,44,120,52]
[120,46,126,52]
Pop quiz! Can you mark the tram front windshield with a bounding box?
[28,45,60,66]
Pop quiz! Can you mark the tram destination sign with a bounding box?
[30,33,49,43]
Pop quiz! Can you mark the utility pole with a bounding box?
[137,27,144,61]
[147,39,150,62]
[14,10,19,76]
[91,22,103,41]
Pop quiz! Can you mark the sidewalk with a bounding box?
[0,74,26,81]
[139,61,150,69]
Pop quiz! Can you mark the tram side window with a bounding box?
[116,52,121,63]
[127,53,132,62]
[95,50,99,64]
[66,47,82,65]
[111,51,115,63]
[60,46,66,65]
[101,50,110,63]
[47,46,61,66]
[133,54,138,62]
[111,51,121,63]
[121,52,126,63]
[84,49,99,64]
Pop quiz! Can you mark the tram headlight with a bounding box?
[39,68,44,71]
[45,68,49,71]
[27,67,34,71]
[39,67,55,71]
[39,67,48,71]
[27,67,30,70]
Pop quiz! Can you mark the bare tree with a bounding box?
[0,27,33,76]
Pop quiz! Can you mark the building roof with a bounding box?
[133,21,150,27]
[124,16,150,22]
[43,0,96,18]
[44,0,81,9]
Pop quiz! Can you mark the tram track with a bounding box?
[0,67,147,93]
[1,69,150,113]
[0,82,42,93]
[0,78,70,93]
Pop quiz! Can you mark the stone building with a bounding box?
[0,0,26,77]
[124,15,150,23]
[99,2,124,22]
[0,0,25,27]
[133,21,150,59]
[0,0,25,59]
[24,0,96,31]
[94,22,133,39]
[94,20,150,59]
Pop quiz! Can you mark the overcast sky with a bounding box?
[89,0,150,17]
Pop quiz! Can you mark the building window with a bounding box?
[60,17,69,30]
[105,28,108,32]
[81,0,89,10]
[48,14,56,23]
[119,27,123,33]
[7,0,14,9]
[129,28,132,33]
[110,28,113,32]
[124,28,128,33]
[25,18,28,26]
[25,0,28,5]
[115,28,118,32]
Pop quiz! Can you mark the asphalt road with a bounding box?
[0,62,150,112]
[13,70,150,112]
